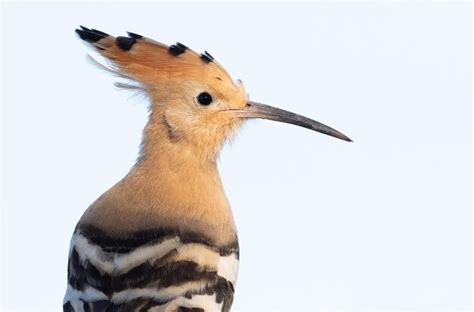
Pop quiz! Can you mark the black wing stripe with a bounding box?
[70,247,223,293]
[78,224,239,257]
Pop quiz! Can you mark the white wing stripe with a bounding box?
[73,234,181,274]
[111,281,209,303]
[71,233,239,283]
[63,284,108,303]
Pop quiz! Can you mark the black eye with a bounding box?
[197,92,213,105]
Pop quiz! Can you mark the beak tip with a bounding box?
[334,133,353,142]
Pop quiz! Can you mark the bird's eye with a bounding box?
[197,92,213,105]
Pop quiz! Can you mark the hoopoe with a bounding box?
[64,26,352,312]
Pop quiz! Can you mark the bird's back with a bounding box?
[63,157,239,312]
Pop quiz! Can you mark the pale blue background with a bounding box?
[1,2,472,311]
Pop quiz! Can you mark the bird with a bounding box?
[64,26,352,312]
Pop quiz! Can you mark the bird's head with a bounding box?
[76,27,351,162]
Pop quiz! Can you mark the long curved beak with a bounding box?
[232,101,352,142]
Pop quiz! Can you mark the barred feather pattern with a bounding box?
[63,226,239,312]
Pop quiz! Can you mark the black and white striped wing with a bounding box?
[63,226,239,312]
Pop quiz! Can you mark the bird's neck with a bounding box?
[138,112,219,170]
[80,113,237,246]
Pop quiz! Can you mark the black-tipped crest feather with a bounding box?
[116,36,137,51]
[75,27,107,43]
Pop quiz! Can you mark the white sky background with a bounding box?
[1,2,472,311]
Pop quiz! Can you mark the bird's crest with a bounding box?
[76,26,234,91]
